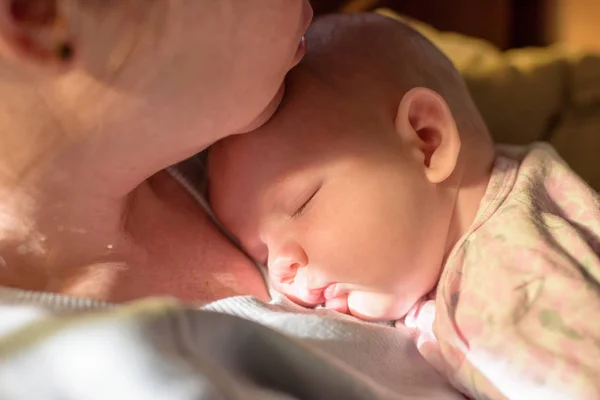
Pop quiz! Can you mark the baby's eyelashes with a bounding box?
[291,186,320,219]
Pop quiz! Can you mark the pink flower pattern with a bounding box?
[404,143,600,400]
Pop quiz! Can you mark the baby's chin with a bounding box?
[235,83,285,134]
[346,292,416,322]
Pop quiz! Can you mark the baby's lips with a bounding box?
[324,295,349,314]
[323,283,340,300]
[293,285,325,305]
[271,279,324,307]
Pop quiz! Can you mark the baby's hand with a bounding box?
[402,300,437,348]
[397,300,470,396]
[397,300,449,374]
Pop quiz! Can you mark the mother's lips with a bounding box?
[291,0,313,67]
[291,35,307,67]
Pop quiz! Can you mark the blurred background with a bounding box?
[310,0,600,51]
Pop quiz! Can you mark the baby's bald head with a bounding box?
[300,13,482,136]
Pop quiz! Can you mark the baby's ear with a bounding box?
[394,87,461,184]
[0,0,76,72]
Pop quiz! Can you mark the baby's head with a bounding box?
[208,13,493,320]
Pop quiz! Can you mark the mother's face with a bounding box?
[207,0,315,133]
[118,0,313,139]
[2,0,311,145]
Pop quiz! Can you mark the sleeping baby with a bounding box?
[207,13,600,400]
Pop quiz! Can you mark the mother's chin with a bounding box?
[235,83,286,135]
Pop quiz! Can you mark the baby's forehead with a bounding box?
[212,125,307,178]
[211,74,389,175]
[208,130,314,225]
[209,128,299,194]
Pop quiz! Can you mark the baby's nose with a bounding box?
[268,241,306,283]
[269,265,326,306]
[267,241,325,304]
[268,256,301,284]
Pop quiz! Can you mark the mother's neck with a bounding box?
[0,71,214,292]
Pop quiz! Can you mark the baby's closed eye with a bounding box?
[291,186,320,219]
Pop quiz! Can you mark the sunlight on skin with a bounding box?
[51,262,129,299]
[0,188,47,257]
[212,272,241,293]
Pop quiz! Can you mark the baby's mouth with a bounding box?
[323,283,340,300]
[324,296,349,314]
[270,273,327,306]
[321,284,350,314]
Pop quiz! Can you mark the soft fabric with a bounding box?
[0,289,463,399]
[376,8,600,191]
[403,143,600,399]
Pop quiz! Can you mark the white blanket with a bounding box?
[0,288,461,399]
